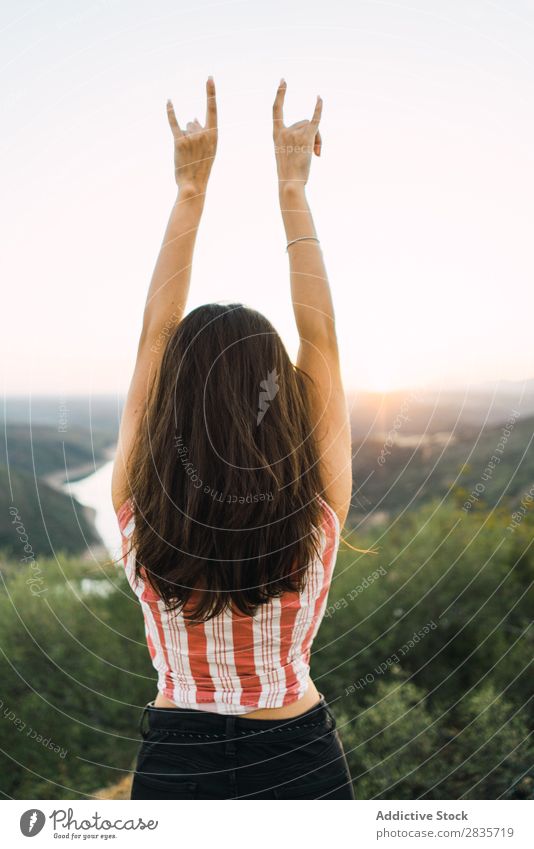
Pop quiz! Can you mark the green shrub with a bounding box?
[0,556,153,799]
[1,499,532,798]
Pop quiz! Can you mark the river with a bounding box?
[65,458,121,559]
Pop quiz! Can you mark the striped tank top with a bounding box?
[117,496,340,715]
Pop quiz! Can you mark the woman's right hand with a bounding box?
[273,79,322,193]
[167,77,218,195]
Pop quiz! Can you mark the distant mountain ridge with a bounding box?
[1,424,111,481]
[2,394,122,441]
[347,383,534,440]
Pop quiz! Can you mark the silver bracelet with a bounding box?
[286,236,320,251]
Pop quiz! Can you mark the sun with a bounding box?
[344,359,399,394]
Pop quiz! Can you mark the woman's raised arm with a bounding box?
[112,78,218,512]
[273,80,352,527]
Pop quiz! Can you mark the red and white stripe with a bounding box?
[117,497,339,715]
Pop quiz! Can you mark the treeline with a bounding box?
[0,499,532,799]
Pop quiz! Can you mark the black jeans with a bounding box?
[131,695,354,800]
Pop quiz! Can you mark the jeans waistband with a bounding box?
[139,694,336,739]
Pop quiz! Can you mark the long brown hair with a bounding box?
[127,303,326,622]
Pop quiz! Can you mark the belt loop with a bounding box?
[225,715,237,756]
[139,702,151,740]
[323,699,337,729]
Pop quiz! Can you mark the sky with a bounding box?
[1,0,534,395]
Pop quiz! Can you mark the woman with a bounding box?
[112,77,354,800]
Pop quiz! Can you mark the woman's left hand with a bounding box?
[273,79,322,193]
[167,77,218,194]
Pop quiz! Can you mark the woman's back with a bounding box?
[118,495,340,715]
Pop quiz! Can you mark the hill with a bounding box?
[0,422,114,558]
[349,412,534,524]
[0,466,102,559]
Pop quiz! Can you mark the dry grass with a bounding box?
[94,773,133,800]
